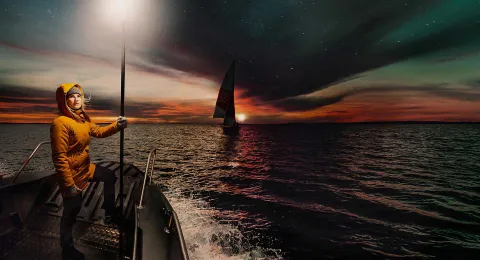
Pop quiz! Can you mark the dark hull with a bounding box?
[221,125,240,135]
[0,161,188,260]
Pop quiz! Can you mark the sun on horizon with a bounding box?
[237,113,246,122]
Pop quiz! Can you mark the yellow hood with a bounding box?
[56,83,90,122]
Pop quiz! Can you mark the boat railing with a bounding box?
[10,141,51,184]
[132,205,139,260]
[135,148,189,260]
[138,148,157,207]
[172,209,189,259]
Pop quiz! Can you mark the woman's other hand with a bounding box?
[65,184,82,197]
[117,116,128,129]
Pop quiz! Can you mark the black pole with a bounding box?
[119,20,126,259]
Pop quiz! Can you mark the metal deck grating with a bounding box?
[0,162,143,260]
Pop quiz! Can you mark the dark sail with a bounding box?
[213,61,236,121]
[224,93,236,126]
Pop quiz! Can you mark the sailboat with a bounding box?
[213,60,240,135]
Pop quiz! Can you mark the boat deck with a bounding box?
[0,161,142,260]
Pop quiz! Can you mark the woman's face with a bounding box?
[67,93,82,110]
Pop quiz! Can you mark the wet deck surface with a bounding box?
[0,161,142,260]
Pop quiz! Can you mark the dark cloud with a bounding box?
[272,84,480,111]
[430,88,480,102]
[432,50,480,64]
[272,95,345,112]
[0,84,171,119]
[129,62,183,79]
[307,105,460,123]
[328,110,349,114]
[0,96,53,104]
[0,84,53,99]
[86,96,172,119]
[29,105,56,113]
[0,85,57,113]
[85,93,171,119]
[155,114,207,123]
[465,80,480,89]
[311,114,355,123]
[143,0,480,109]
[0,106,53,113]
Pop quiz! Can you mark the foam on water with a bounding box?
[161,185,283,260]
[0,160,9,176]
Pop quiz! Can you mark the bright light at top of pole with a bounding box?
[100,0,138,24]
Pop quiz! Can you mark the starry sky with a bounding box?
[0,0,479,123]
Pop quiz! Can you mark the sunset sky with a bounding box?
[1,0,479,123]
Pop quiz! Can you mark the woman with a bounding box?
[50,83,128,260]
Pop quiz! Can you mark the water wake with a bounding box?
[162,187,283,260]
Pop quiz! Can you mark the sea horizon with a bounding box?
[0,121,479,125]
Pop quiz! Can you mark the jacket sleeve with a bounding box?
[50,121,74,189]
[90,121,119,138]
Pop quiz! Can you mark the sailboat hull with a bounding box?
[221,125,239,135]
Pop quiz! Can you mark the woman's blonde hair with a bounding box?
[82,88,92,109]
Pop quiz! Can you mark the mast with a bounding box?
[119,19,126,259]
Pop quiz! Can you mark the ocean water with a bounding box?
[1,123,479,259]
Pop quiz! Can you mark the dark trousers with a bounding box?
[60,165,117,248]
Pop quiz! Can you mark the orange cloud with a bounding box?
[0,113,56,123]
[290,90,480,123]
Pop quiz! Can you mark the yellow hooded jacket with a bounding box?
[50,83,119,196]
